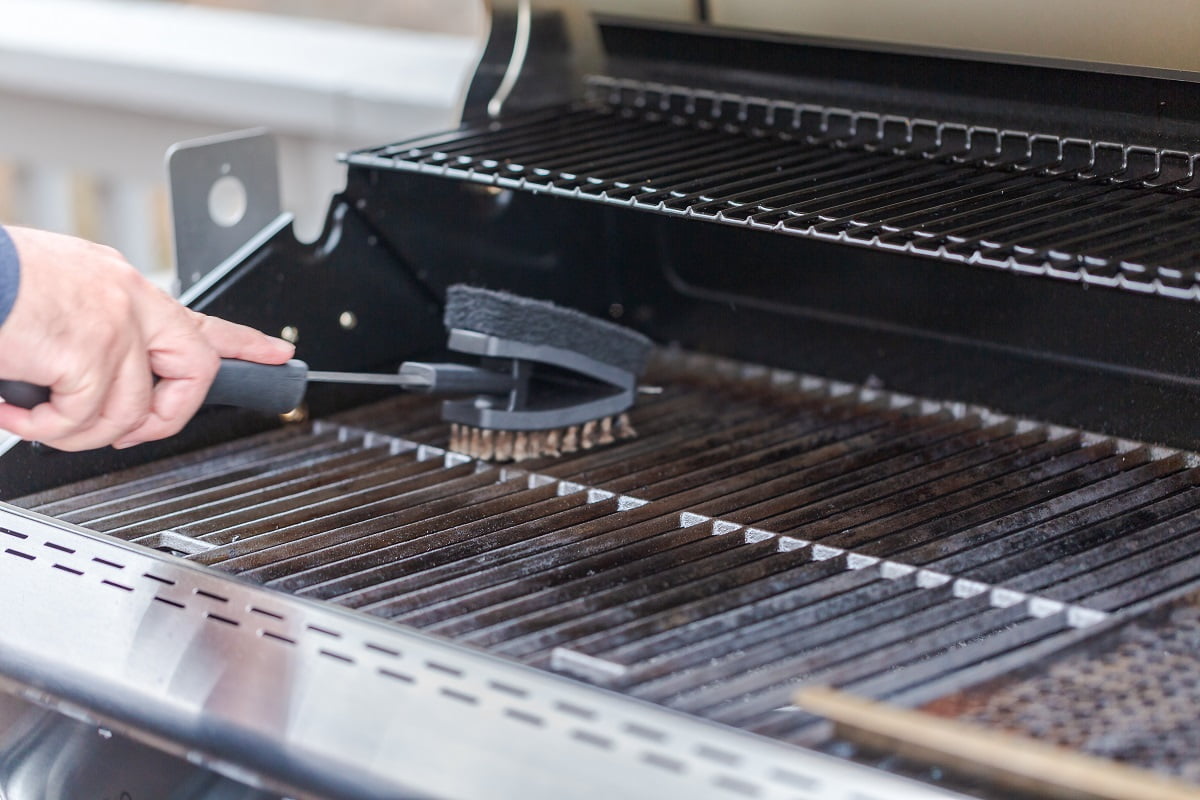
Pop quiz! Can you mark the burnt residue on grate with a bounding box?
[14,352,1200,752]
[349,79,1200,300]
[922,591,1200,782]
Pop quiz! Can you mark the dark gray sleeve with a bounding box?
[0,227,18,326]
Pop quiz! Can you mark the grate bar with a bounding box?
[638,584,997,708]
[237,477,565,580]
[708,156,953,219]
[615,140,840,201]
[890,453,1172,565]
[746,161,994,226]
[452,529,785,651]
[948,468,1198,587]
[263,402,941,601]
[688,601,1034,725]
[90,442,401,534]
[1076,549,1200,611]
[933,179,1141,247]
[1049,520,1200,604]
[28,428,346,519]
[695,423,1032,533]
[392,515,789,630]
[301,494,629,605]
[468,543,899,662]
[208,473,535,573]
[749,428,1065,536]
[409,107,636,165]
[658,148,867,211]
[619,569,939,690]
[867,446,1129,558]
[576,551,887,663]
[335,503,678,613]
[188,466,508,565]
[806,170,1020,234]
[864,170,1089,236]
[820,441,1118,554]
[106,453,456,540]
[751,609,1073,741]
[597,409,937,500]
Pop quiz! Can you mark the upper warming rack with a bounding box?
[347,77,1200,302]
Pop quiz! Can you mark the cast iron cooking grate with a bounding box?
[922,589,1200,782]
[15,353,1200,750]
[347,76,1200,301]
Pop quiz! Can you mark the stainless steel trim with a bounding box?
[0,500,969,800]
[177,212,293,308]
[167,128,284,296]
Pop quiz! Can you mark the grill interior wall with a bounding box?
[16,353,1200,755]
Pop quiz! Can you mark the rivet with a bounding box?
[280,326,299,344]
[339,311,358,330]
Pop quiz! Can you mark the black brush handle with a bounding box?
[0,380,49,410]
[0,359,309,415]
[204,358,308,413]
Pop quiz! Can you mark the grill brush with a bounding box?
[0,285,653,462]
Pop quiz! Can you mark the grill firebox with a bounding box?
[17,352,1200,786]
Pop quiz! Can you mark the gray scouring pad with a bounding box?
[444,285,652,377]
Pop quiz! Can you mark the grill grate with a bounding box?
[347,77,1200,301]
[924,590,1200,782]
[15,353,1200,754]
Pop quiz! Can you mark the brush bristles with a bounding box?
[450,413,637,462]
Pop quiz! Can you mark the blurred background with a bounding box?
[0,0,1193,289]
[0,0,488,289]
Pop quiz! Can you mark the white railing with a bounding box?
[0,0,480,287]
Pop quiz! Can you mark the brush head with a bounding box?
[448,412,637,462]
[441,285,652,461]
[444,285,653,377]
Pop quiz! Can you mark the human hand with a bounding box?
[0,226,294,451]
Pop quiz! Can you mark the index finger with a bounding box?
[193,312,294,364]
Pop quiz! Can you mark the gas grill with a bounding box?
[2,2,1200,798]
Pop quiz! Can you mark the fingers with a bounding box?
[43,347,155,451]
[0,340,154,452]
[193,312,295,364]
[114,334,220,449]
[0,227,295,452]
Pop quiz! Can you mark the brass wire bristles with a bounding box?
[449,413,637,462]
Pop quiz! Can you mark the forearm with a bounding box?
[0,226,18,327]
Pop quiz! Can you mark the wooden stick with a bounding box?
[794,686,1200,800]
